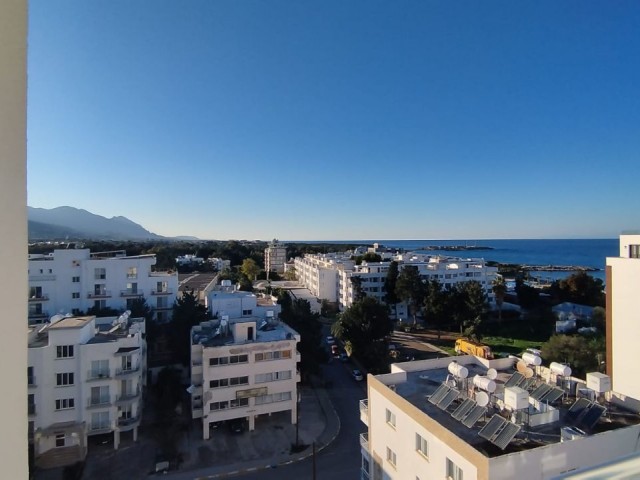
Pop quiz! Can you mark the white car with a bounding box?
[326,335,335,345]
[352,369,364,381]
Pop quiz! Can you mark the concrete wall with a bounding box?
[0,0,28,476]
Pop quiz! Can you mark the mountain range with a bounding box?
[28,206,190,241]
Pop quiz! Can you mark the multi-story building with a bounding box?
[606,233,640,405]
[359,354,640,480]
[207,257,231,271]
[264,239,287,275]
[206,284,281,319]
[28,248,178,324]
[295,250,497,315]
[189,309,300,439]
[28,313,146,469]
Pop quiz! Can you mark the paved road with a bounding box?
[236,340,365,480]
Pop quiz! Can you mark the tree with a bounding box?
[351,276,366,302]
[549,271,605,307]
[284,266,297,281]
[591,306,606,331]
[383,261,399,309]
[170,290,210,365]
[541,334,605,378]
[459,281,489,339]
[241,258,260,281]
[362,252,382,263]
[492,276,507,323]
[423,280,447,340]
[395,265,426,324]
[280,298,324,378]
[515,276,541,310]
[128,297,153,322]
[331,297,392,371]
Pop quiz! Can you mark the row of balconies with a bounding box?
[28,288,174,301]
[88,416,140,433]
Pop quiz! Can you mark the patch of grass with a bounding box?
[481,336,543,355]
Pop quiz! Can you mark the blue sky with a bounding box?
[27,1,640,240]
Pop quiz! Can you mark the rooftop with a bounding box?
[384,356,640,458]
[192,317,299,348]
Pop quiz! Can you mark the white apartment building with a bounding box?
[176,254,204,266]
[206,285,282,319]
[190,315,300,440]
[28,313,146,469]
[606,233,640,404]
[207,257,231,271]
[28,249,178,324]
[360,354,640,480]
[265,239,287,274]
[295,251,497,315]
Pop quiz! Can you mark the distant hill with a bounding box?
[28,206,165,241]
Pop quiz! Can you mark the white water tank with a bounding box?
[504,386,529,410]
[473,375,497,393]
[448,362,469,379]
[550,362,572,377]
[522,352,542,366]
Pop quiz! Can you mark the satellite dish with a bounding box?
[476,391,490,407]
[486,368,498,380]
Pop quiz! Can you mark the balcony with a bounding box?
[151,289,173,296]
[28,274,56,282]
[89,422,112,434]
[359,399,369,426]
[117,416,140,430]
[116,388,141,404]
[88,290,111,299]
[28,295,49,302]
[120,289,143,298]
[153,305,172,311]
[359,432,369,451]
[87,369,111,381]
[28,404,36,416]
[87,397,111,408]
[115,365,141,377]
[28,311,49,320]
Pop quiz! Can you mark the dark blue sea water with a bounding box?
[294,239,619,282]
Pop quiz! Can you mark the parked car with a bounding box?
[326,335,335,345]
[228,418,245,434]
[352,369,364,381]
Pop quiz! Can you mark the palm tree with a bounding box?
[492,276,507,323]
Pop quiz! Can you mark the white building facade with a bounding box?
[28,314,146,469]
[360,355,640,480]
[264,239,287,274]
[28,249,178,324]
[190,312,300,440]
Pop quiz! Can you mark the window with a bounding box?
[446,458,463,480]
[254,391,292,405]
[631,244,640,258]
[229,398,249,408]
[71,308,81,315]
[72,292,80,299]
[90,386,110,405]
[209,378,229,388]
[29,286,42,299]
[28,366,35,386]
[90,360,109,378]
[91,411,110,430]
[242,309,252,316]
[386,447,397,467]
[56,372,74,386]
[210,401,228,411]
[72,276,80,283]
[55,398,75,410]
[126,282,138,293]
[94,268,106,280]
[56,345,74,359]
[55,433,65,448]
[255,371,291,383]
[127,267,137,279]
[386,408,396,428]
[415,433,429,459]
[229,376,249,386]
[229,354,248,364]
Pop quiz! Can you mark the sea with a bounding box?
[295,239,619,283]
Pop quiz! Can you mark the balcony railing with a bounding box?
[89,422,111,432]
[88,290,111,299]
[359,399,368,417]
[87,369,111,381]
[28,274,56,281]
[28,295,49,302]
[153,305,172,311]
[28,404,36,416]
[28,311,48,319]
[120,290,143,297]
[115,364,141,377]
[359,432,369,450]
[87,397,111,408]
[151,289,173,296]
[116,388,141,403]
[117,416,139,427]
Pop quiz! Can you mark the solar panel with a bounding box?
[478,415,507,441]
[428,384,451,405]
[567,398,592,421]
[504,372,524,388]
[437,388,459,410]
[521,377,538,391]
[579,404,606,430]
[451,398,476,420]
[530,384,553,400]
[540,387,564,404]
[493,422,521,450]
[462,405,487,428]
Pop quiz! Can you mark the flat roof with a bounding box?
[192,318,298,348]
[48,316,93,329]
[389,358,640,458]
